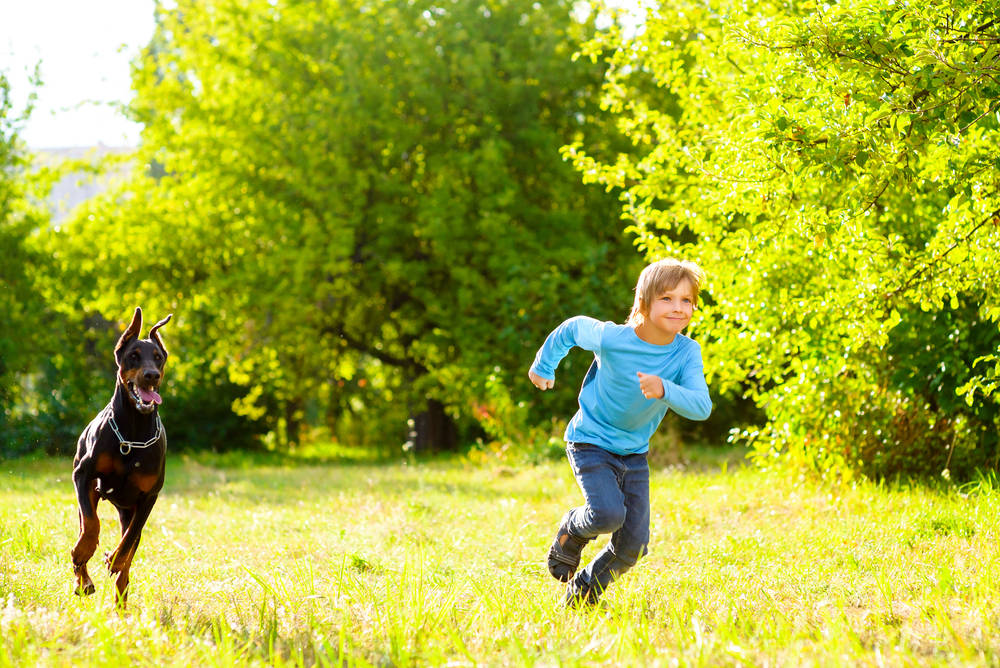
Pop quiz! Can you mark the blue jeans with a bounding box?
[563,442,650,597]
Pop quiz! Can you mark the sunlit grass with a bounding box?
[1,451,998,666]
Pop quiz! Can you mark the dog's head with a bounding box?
[115,307,173,414]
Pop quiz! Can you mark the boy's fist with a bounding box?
[529,369,554,391]
[637,372,664,399]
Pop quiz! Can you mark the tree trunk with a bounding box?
[408,399,458,452]
[284,397,303,447]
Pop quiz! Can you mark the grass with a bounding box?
[1,448,998,666]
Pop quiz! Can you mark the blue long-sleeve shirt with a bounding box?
[530,316,711,455]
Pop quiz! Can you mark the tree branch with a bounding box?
[322,324,427,373]
[885,206,1000,301]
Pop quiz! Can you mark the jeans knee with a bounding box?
[584,503,626,534]
[607,542,647,581]
[617,541,648,567]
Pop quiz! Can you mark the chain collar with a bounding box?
[108,413,163,455]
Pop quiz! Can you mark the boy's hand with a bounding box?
[637,372,664,399]
[529,369,554,391]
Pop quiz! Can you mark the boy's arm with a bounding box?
[642,345,712,421]
[529,316,605,385]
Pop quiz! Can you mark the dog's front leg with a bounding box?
[71,468,101,596]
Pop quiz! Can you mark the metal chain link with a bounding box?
[108,414,163,455]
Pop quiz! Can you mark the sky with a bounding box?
[0,0,156,148]
[0,0,642,150]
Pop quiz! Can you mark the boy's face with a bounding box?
[645,278,695,338]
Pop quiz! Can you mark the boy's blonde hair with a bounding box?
[626,258,705,326]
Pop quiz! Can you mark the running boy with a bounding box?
[528,258,711,606]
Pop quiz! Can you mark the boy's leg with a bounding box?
[548,511,590,582]
[565,452,650,606]
[548,443,627,582]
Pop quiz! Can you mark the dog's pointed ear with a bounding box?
[149,313,173,356]
[115,307,143,364]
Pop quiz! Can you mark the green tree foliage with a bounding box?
[0,73,114,456]
[568,0,1000,477]
[44,0,640,450]
[0,72,30,444]
[0,70,47,452]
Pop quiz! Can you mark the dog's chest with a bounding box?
[95,452,163,502]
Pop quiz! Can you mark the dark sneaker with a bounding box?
[563,579,600,608]
[547,512,589,582]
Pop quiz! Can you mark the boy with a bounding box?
[528,258,711,606]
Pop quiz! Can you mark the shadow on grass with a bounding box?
[647,442,751,473]
[161,449,529,504]
[1,441,748,504]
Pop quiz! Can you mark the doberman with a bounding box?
[71,307,172,606]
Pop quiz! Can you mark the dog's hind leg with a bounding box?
[107,497,156,607]
[111,561,131,608]
[109,506,135,607]
[71,476,101,596]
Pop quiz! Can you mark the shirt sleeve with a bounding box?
[529,316,606,380]
[659,342,712,421]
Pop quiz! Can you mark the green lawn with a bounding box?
[1,451,997,666]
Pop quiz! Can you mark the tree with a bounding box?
[0,69,47,452]
[568,0,1000,477]
[46,0,640,450]
[0,70,131,455]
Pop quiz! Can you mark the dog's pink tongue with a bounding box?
[139,387,162,405]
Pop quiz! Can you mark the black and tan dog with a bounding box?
[71,307,172,606]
